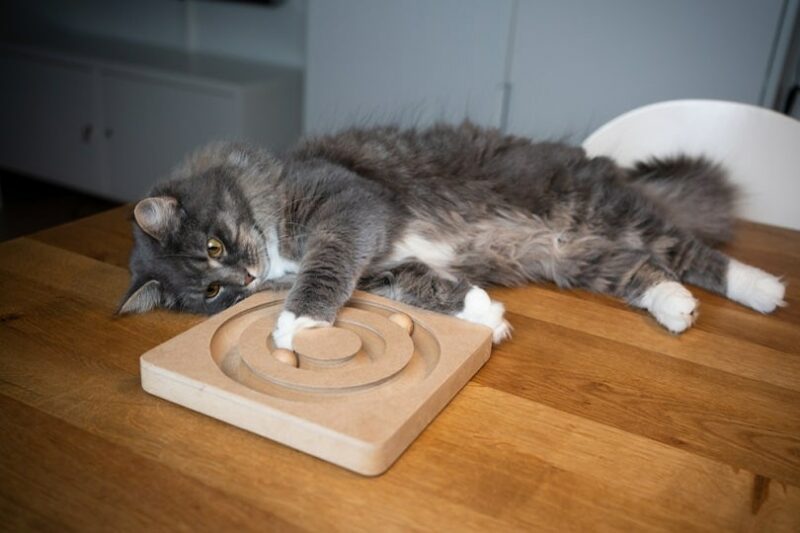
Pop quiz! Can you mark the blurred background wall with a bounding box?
[0,0,798,205]
[306,0,798,137]
[2,0,307,67]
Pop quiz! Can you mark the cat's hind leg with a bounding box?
[613,257,699,333]
[666,236,786,313]
[566,245,698,332]
[635,278,699,333]
[724,259,787,312]
[359,262,512,342]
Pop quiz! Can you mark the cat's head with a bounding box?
[118,143,278,315]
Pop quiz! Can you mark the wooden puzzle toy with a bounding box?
[140,290,493,475]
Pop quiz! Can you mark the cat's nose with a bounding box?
[243,271,255,286]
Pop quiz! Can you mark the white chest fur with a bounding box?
[265,228,300,280]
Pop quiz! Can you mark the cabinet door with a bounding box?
[305,0,514,133]
[0,52,101,193]
[506,0,785,140]
[101,70,237,201]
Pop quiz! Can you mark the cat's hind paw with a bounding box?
[638,281,698,334]
[726,259,787,313]
[272,310,330,349]
[456,286,512,343]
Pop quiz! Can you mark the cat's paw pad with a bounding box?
[640,281,698,334]
[272,311,330,350]
[727,259,787,313]
[456,286,512,343]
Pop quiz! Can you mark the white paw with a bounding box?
[726,259,787,313]
[456,286,512,343]
[272,310,330,349]
[638,281,698,334]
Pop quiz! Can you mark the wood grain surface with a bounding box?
[1,205,799,531]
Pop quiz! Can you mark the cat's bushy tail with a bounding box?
[625,156,739,245]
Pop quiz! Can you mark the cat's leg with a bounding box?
[272,189,390,349]
[272,228,373,349]
[662,235,786,313]
[359,262,512,343]
[603,254,700,334]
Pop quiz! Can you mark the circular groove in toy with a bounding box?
[293,327,363,364]
[239,308,415,392]
[209,298,442,400]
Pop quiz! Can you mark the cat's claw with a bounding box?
[272,310,330,350]
[639,281,698,334]
[456,286,512,343]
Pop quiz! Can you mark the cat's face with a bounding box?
[119,168,269,315]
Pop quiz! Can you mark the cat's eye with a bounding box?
[207,237,224,258]
[205,282,221,299]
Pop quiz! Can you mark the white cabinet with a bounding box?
[0,53,100,194]
[0,34,302,201]
[100,71,238,200]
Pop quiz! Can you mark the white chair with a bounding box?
[582,99,800,230]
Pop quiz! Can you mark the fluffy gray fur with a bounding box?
[120,121,784,341]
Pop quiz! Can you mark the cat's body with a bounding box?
[121,122,786,346]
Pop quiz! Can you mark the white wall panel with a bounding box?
[305,0,514,133]
[507,0,785,141]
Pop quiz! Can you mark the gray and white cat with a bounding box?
[119,122,786,348]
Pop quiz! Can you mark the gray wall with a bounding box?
[305,0,514,133]
[305,0,797,139]
[3,0,797,138]
[506,0,786,140]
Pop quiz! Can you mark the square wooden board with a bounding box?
[140,290,493,475]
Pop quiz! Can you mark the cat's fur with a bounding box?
[120,122,786,347]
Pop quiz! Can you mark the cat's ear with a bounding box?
[134,196,178,242]
[117,279,162,314]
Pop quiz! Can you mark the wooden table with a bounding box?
[1,205,799,531]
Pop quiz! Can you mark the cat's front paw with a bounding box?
[456,286,512,343]
[639,281,698,334]
[272,310,331,349]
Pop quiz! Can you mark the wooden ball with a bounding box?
[273,348,298,367]
[388,312,414,335]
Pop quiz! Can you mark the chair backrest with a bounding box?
[582,99,800,230]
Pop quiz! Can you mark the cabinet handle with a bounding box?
[81,124,93,143]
